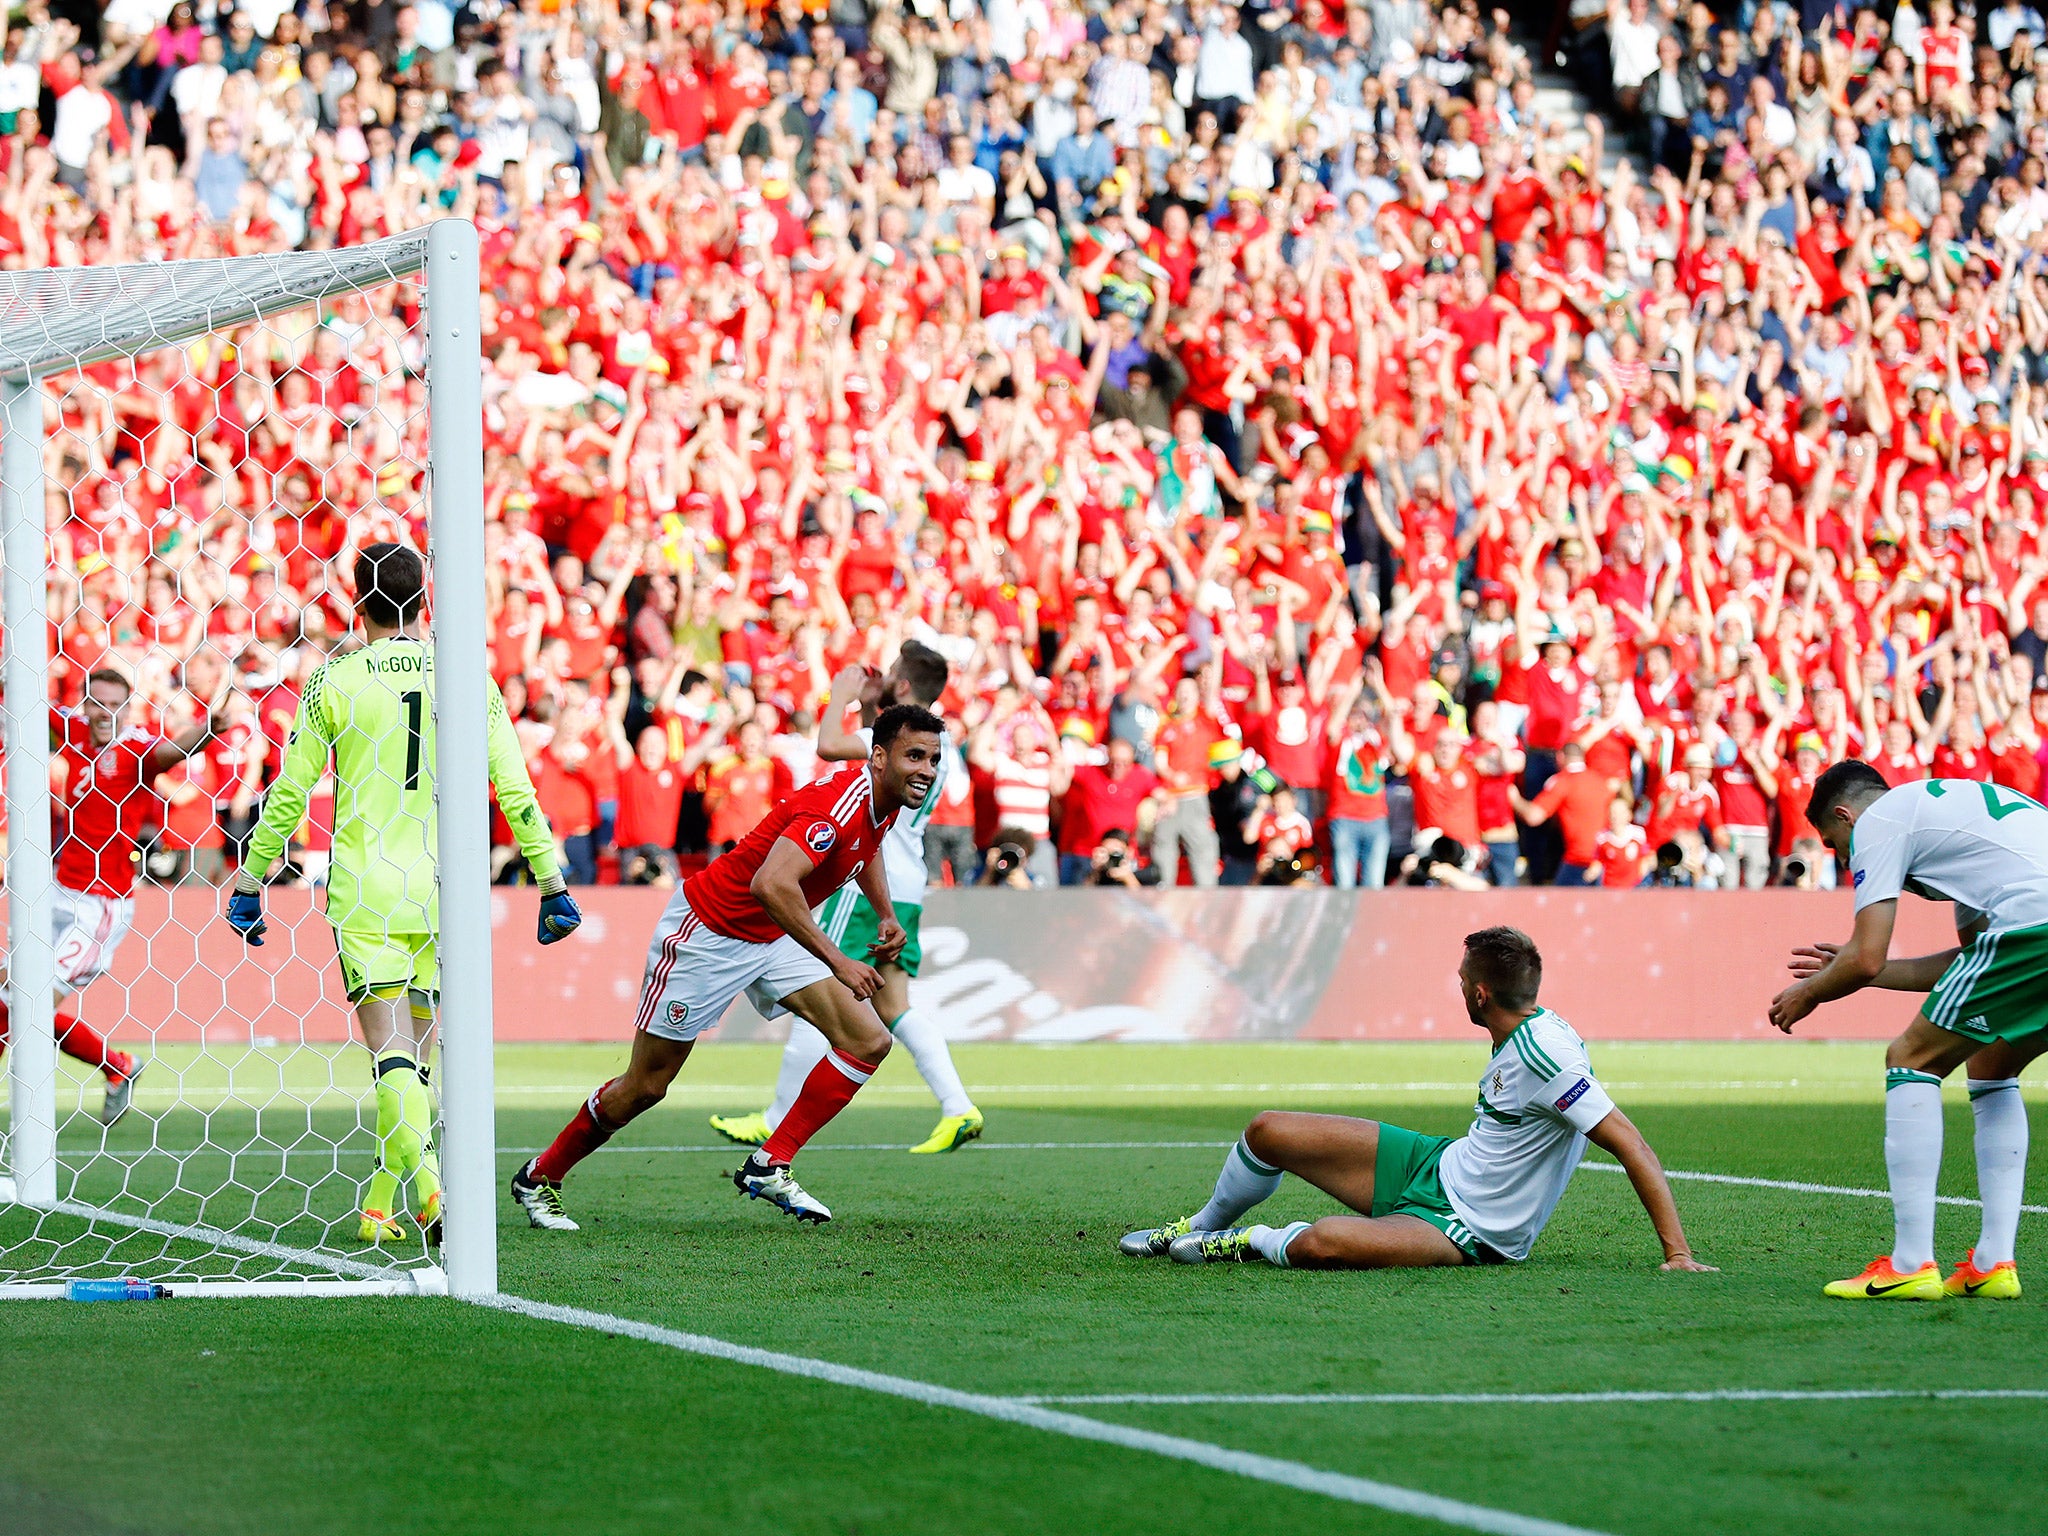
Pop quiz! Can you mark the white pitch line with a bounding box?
[1016,1389,2048,1407]
[1578,1160,2048,1215]
[473,1292,1610,1536]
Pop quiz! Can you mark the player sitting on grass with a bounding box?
[711,645,982,1155]
[228,544,581,1246]
[1771,761,2044,1301]
[515,705,945,1228]
[1121,927,1714,1273]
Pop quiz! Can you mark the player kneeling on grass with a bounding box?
[228,544,581,1246]
[1770,761,2046,1301]
[1122,927,1714,1274]
[515,705,945,1229]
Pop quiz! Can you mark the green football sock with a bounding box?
[405,1072,442,1210]
[370,1054,425,1214]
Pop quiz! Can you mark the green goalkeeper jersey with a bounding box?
[245,636,561,933]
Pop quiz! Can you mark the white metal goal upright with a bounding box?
[0,220,497,1299]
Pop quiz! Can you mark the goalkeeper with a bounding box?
[226,544,582,1245]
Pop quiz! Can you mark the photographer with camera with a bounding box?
[979,827,1042,889]
[1091,827,1162,889]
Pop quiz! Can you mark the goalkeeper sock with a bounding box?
[367,1055,425,1215]
[760,1048,879,1164]
[532,1079,624,1183]
[1191,1139,1285,1231]
[765,1022,831,1132]
[1885,1069,1945,1273]
[1247,1222,1312,1267]
[404,1071,442,1212]
[891,1007,973,1119]
[1969,1077,2028,1268]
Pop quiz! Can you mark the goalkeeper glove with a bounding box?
[538,880,581,945]
[226,888,267,946]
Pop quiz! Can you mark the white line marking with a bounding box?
[1015,1389,2048,1406]
[20,1200,410,1283]
[472,1292,1609,1536]
[1578,1160,2048,1215]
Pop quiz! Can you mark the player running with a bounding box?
[1121,927,1714,1274]
[0,669,232,1126]
[1771,762,2046,1300]
[516,703,946,1229]
[227,544,581,1245]
[709,645,982,1155]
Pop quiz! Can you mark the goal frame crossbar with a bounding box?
[0,219,498,1299]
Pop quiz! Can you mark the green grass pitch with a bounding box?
[4,1040,2047,1536]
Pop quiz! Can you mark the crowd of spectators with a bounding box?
[15,0,2048,892]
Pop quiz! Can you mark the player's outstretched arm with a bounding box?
[1583,1108,1716,1273]
[239,666,335,897]
[1788,909,1978,992]
[1769,897,1897,1033]
[750,839,881,1000]
[485,679,567,893]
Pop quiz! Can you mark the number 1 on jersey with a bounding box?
[403,691,423,790]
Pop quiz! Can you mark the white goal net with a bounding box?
[0,221,498,1299]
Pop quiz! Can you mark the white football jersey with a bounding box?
[1849,780,2048,933]
[1439,1008,1616,1261]
[855,724,947,908]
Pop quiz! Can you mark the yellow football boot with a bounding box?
[357,1209,406,1245]
[1823,1256,1945,1300]
[910,1108,984,1154]
[1944,1252,2023,1300]
[708,1111,772,1146]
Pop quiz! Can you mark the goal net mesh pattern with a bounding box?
[0,230,461,1290]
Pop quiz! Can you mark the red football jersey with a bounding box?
[683,761,896,944]
[52,710,164,898]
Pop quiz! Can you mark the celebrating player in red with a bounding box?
[513,704,946,1227]
[0,668,229,1125]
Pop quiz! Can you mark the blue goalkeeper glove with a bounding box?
[226,888,267,947]
[538,884,582,945]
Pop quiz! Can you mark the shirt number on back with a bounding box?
[1929,780,2041,820]
[403,691,423,790]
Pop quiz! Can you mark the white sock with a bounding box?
[1192,1140,1284,1231]
[1969,1077,2028,1269]
[892,1007,973,1119]
[1885,1071,1945,1272]
[764,1022,832,1131]
[1247,1221,1311,1267]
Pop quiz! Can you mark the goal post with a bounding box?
[0,220,495,1300]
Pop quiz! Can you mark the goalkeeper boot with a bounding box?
[709,1111,772,1147]
[1170,1228,1259,1265]
[1119,1215,1195,1257]
[510,1158,579,1232]
[414,1189,444,1249]
[358,1209,406,1245]
[1945,1250,2023,1300]
[733,1152,831,1223]
[1822,1255,1945,1300]
[100,1055,145,1128]
[909,1108,984,1154]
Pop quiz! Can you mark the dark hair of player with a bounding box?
[894,640,950,707]
[1463,926,1542,1013]
[85,668,133,697]
[1807,760,1888,826]
[873,703,945,748]
[355,542,426,628]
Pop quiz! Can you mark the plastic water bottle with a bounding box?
[65,1278,165,1302]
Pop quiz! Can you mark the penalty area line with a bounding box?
[1578,1160,2048,1215]
[474,1291,1611,1536]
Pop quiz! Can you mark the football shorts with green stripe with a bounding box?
[820,885,924,975]
[1925,924,2048,1042]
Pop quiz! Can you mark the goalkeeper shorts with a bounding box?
[333,926,439,1004]
[634,893,831,1042]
